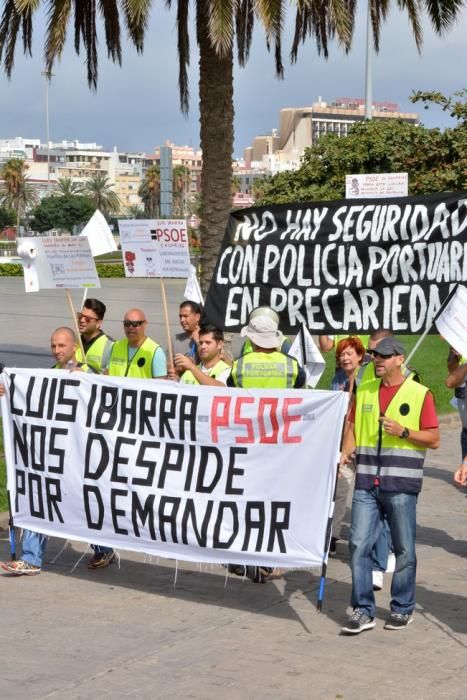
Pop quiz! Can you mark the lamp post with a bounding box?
[41,69,54,193]
[364,1,373,120]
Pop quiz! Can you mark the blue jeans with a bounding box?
[372,518,393,573]
[91,544,113,554]
[349,488,417,617]
[22,530,48,568]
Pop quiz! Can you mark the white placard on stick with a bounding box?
[79,210,117,257]
[17,236,100,292]
[345,173,408,199]
[118,219,190,278]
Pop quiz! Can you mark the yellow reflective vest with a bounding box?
[75,333,113,373]
[230,352,299,389]
[108,338,160,378]
[355,378,429,493]
[180,359,231,385]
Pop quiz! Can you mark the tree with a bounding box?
[138,165,161,218]
[0,205,15,229]
[55,177,83,196]
[127,204,146,219]
[257,115,467,204]
[81,173,120,215]
[0,158,37,234]
[172,164,190,216]
[1,2,464,289]
[30,195,95,233]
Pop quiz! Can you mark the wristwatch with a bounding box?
[400,427,410,439]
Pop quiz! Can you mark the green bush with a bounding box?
[95,263,125,277]
[0,263,23,276]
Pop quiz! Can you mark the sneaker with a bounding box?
[384,612,413,630]
[341,610,376,635]
[246,566,273,584]
[329,537,338,555]
[386,552,396,573]
[0,559,41,576]
[372,570,384,591]
[228,564,247,577]
[87,551,115,570]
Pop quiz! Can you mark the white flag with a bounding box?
[184,264,204,305]
[289,324,326,388]
[435,285,467,358]
[80,210,117,257]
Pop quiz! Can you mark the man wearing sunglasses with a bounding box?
[340,337,439,635]
[107,308,167,379]
[75,298,113,374]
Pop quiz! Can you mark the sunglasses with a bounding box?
[123,320,145,328]
[77,313,99,324]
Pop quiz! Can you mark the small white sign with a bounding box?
[18,236,100,292]
[118,219,191,278]
[435,285,467,358]
[289,324,326,388]
[345,173,408,199]
[79,210,117,257]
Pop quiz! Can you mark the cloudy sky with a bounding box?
[0,4,466,158]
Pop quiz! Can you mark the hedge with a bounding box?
[0,262,125,277]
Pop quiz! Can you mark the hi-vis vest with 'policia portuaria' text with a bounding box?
[355,378,429,494]
[230,352,299,389]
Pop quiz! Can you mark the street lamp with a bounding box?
[364,1,373,120]
[41,69,54,193]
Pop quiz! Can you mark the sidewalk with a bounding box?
[1,418,466,699]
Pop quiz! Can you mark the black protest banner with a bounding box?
[204,190,467,335]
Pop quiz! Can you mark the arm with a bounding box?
[340,421,356,465]
[447,346,462,374]
[318,335,334,352]
[174,354,226,387]
[454,459,467,486]
[446,362,467,389]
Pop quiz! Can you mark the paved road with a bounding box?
[1,278,466,698]
[0,277,188,367]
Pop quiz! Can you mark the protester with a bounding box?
[319,333,370,355]
[0,328,90,576]
[330,336,365,556]
[107,308,167,378]
[230,306,292,359]
[75,297,113,373]
[227,309,306,583]
[445,347,467,485]
[172,324,231,386]
[173,300,202,362]
[340,337,439,634]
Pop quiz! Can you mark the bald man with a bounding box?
[107,308,167,379]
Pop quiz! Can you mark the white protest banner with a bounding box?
[184,264,204,305]
[345,173,408,199]
[1,370,348,568]
[289,325,326,388]
[79,210,117,257]
[435,285,467,358]
[17,237,100,293]
[118,219,191,278]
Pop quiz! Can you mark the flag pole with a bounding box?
[405,284,459,366]
[317,378,354,611]
[65,289,86,360]
[159,277,174,368]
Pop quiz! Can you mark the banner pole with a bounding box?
[81,287,88,309]
[405,284,459,367]
[317,382,354,611]
[7,490,16,561]
[159,278,174,368]
[65,289,86,360]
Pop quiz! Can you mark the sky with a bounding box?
[0,4,466,159]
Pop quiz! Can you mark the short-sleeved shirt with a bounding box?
[349,380,438,429]
[173,331,200,364]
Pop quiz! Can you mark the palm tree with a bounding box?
[55,177,82,196]
[0,158,36,235]
[172,164,190,216]
[138,165,161,218]
[0,2,463,289]
[81,173,120,215]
